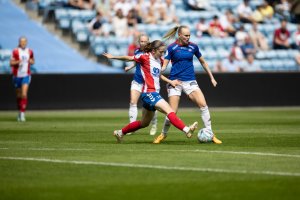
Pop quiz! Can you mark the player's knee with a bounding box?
[141,121,151,128]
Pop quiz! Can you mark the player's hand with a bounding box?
[170,79,182,87]
[124,66,131,72]
[211,78,217,87]
[102,53,114,59]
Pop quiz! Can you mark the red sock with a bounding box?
[20,98,27,112]
[17,98,21,111]
[122,121,142,135]
[167,112,186,131]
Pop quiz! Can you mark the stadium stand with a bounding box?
[0,0,122,73]
[2,0,300,73]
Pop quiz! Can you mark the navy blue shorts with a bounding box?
[141,92,163,111]
[13,76,31,88]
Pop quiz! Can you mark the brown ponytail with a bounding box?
[143,40,165,53]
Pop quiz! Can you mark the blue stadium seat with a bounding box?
[111,60,124,68]
[255,51,267,60]
[275,50,289,59]
[259,60,273,71]
[93,45,105,56]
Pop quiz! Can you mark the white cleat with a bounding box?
[113,130,123,143]
[186,121,198,138]
[149,124,157,135]
[17,112,26,122]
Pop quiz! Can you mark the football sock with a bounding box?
[161,117,171,135]
[122,121,142,135]
[151,110,158,125]
[20,98,27,112]
[200,106,212,130]
[129,103,138,123]
[167,112,189,133]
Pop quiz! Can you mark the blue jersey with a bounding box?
[165,41,202,81]
[133,48,144,84]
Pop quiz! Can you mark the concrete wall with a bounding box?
[1,73,300,110]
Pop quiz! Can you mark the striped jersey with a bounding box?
[133,48,144,84]
[165,41,202,81]
[134,52,163,93]
[11,47,34,77]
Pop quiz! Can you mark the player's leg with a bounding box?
[188,88,222,144]
[160,83,182,137]
[129,89,141,123]
[149,110,158,135]
[19,83,29,122]
[114,108,154,143]
[15,87,22,121]
[154,99,198,139]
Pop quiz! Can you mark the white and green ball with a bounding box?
[197,128,214,143]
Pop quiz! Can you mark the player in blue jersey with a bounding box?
[124,34,158,135]
[153,25,222,144]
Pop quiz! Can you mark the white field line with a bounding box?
[1,147,300,159]
[0,156,299,177]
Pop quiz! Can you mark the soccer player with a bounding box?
[125,34,158,135]
[10,36,34,122]
[153,25,222,144]
[103,40,198,143]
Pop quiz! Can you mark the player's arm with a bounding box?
[161,59,170,72]
[102,53,134,61]
[10,51,20,66]
[160,74,181,87]
[29,52,35,65]
[198,56,217,87]
[124,62,136,72]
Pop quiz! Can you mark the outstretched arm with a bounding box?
[198,56,217,87]
[124,62,136,72]
[103,53,134,61]
[160,75,181,87]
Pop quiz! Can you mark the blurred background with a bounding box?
[1,0,300,109]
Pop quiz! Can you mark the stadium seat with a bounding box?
[259,60,273,71]
[111,60,124,68]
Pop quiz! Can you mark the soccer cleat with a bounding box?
[149,124,157,135]
[113,130,123,143]
[153,133,167,144]
[18,112,26,122]
[212,135,222,144]
[186,121,198,138]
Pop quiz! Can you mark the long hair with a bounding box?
[143,40,165,53]
[162,25,189,41]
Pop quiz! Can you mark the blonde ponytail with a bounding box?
[162,25,180,41]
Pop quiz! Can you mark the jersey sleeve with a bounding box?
[194,45,202,58]
[133,53,144,63]
[11,49,19,60]
[29,49,34,59]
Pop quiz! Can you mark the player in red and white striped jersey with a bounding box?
[103,40,198,143]
[10,36,34,122]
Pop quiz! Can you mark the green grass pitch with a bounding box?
[0,108,300,200]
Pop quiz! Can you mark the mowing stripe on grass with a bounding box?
[0,156,299,177]
[1,147,300,159]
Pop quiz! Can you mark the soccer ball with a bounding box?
[197,128,214,143]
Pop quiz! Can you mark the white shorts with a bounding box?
[130,80,143,93]
[167,80,200,97]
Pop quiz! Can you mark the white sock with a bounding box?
[129,104,138,123]
[200,106,212,130]
[161,117,171,136]
[151,110,158,125]
[183,126,190,134]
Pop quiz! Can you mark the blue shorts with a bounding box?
[141,92,163,111]
[13,76,31,88]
